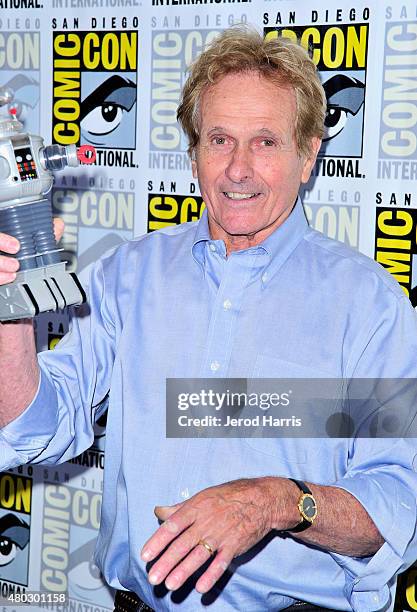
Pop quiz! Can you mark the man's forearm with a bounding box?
[0,319,39,427]
[266,477,384,557]
[143,475,385,593]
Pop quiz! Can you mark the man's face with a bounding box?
[192,71,321,251]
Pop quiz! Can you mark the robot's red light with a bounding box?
[77,145,96,164]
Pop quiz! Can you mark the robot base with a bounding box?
[0,262,86,321]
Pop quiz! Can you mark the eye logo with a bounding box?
[320,73,366,157]
[0,474,32,587]
[52,31,138,153]
[0,512,30,587]
[322,74,365,141]
[264,23,369,160]
[80,75,137,148]
[66,498,113,608]
[0,514,30,568]
[68,538,107,602]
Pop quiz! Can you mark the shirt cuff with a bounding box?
[0,368,59,469]
[332,474,417,611]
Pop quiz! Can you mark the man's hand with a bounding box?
[0,232,20,285]
[0,218,65,285]
[141,476,384,595]
[140,477,297,594]
[0,219,64,424]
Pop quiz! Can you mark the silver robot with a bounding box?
[0,87,95,321]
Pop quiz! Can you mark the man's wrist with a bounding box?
[261,477,301,531]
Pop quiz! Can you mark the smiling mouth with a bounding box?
[223,192,261,200]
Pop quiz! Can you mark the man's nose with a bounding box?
[225,144,254,182]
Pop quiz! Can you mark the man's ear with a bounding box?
[301,137,321,184]
[191,151,198,178]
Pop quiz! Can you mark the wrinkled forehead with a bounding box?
[200,70,296,109]
[198,72,297,137]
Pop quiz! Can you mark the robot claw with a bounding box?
[0,261,86,321]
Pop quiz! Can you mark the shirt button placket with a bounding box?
[204,256,244,377]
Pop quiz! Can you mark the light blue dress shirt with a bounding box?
[1,199,417,612]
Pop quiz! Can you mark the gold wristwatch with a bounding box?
[287,478,318,533]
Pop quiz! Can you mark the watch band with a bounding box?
[289,478,311,495]
[287,478,317,533]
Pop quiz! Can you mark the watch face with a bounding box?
[302,495,317,520]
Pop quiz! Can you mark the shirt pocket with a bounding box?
[243,354,338,465]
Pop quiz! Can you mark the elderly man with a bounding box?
[1,27,417,612]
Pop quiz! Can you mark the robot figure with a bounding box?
[0,87,95,321]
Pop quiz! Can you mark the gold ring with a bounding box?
[198,539,215,555]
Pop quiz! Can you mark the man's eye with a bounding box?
[261,139,275,147]
[212,137,226,145]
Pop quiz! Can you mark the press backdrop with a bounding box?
[0,0,416,609]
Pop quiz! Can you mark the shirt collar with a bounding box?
[192,208,213,268]
[192,197,308,278]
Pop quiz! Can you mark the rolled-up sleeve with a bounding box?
[0,256,116,469]
[331,438,417,611]
[332,284,417,611]
[0,369,59,467]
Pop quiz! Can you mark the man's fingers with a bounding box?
[164,540,214,591]
[141,508,194,562]
[53,217,65,243]
[142,481,269,594]
[147,529,202,585]
[0,253,20,285]
[0,271,17,284]
[0,222,63,249]
[154,503,182,521]
[195,551,233,594]
[0,233,20,254]
[0,256,19,273]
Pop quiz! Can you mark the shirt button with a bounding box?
[209,243,216,252]
[210,361,220,372]
[373,595,379,603]
[223,299,232,310]
[262,272,268,283]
